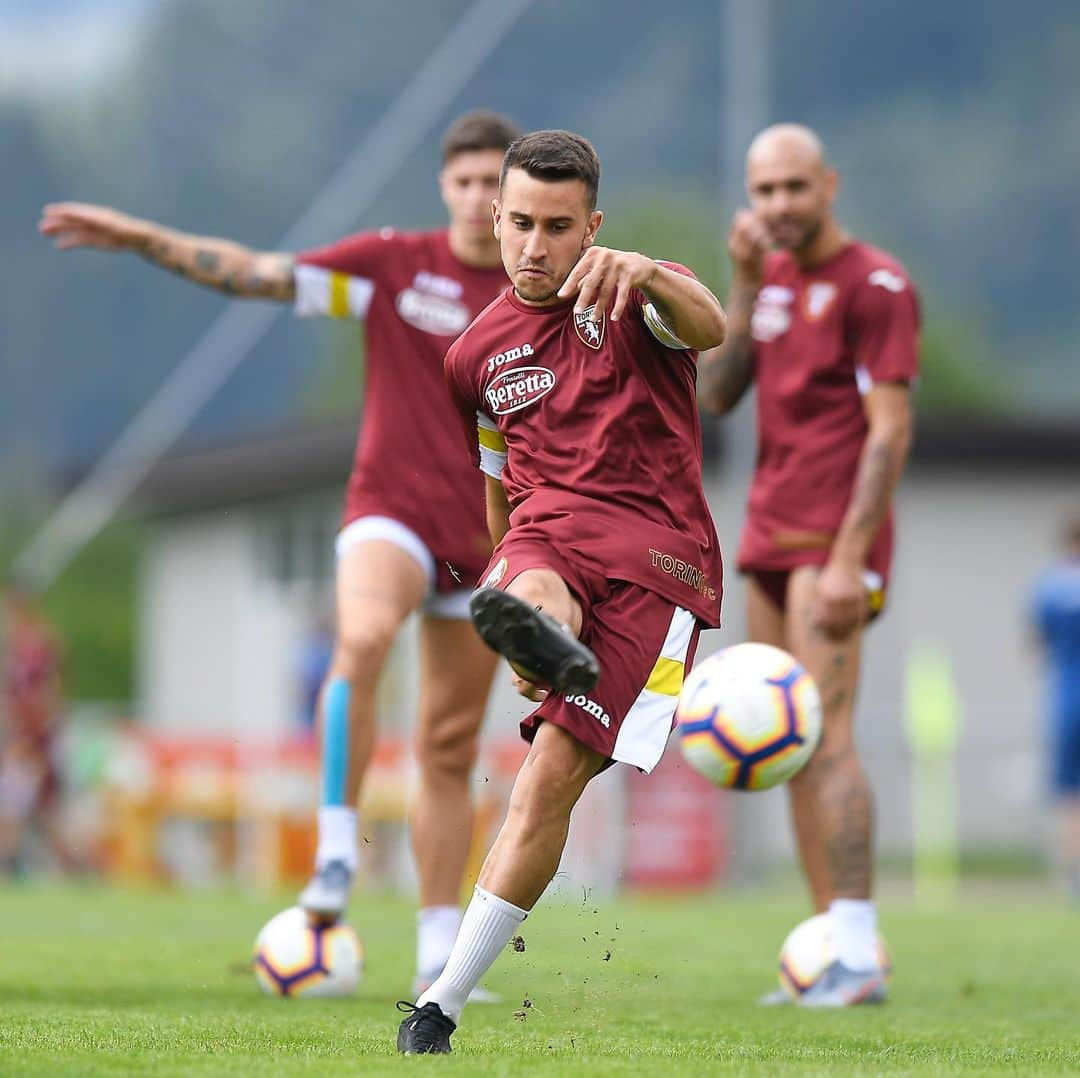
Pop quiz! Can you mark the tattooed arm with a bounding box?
[813,382,913,639]
[38,201,295,301]
[697,210,769,414]
[696,275,758,414]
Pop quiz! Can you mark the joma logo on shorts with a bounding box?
[487,343,535,372]
[484,366,556,415]
[649,548,717,602]
[565,694,611,728]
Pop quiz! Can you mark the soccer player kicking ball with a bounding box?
[698,124,919,1007]
[395,129,727,1054]
[40,111,523,998]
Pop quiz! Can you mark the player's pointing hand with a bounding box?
[557,247,657,323]
[39,202,148,253]
[728,209,770,285]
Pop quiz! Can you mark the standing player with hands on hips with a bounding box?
[39,111,522,1000]
[698,124,919,1007]
[396,129,727,1054]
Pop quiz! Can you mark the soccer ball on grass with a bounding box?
[777,912,892,1000]
[253,906,364,998]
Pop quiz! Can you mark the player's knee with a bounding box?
[416,714,480,780]
[507,569,581,634]
[333,621,397,679]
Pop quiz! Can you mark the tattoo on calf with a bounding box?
[823,779,873,895]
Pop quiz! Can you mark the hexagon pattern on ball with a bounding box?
[253,906,364,998]
[674,642,823,790]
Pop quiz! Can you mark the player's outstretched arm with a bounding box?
[38,202,295,302]
[698,210,768,414]
[558,247,726,351]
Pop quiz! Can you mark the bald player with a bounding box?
[698,124,919,1007]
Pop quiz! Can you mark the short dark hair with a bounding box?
[500,130,601,210]
[441,110,521,164]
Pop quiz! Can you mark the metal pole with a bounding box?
[15,0,536,589]
[718,0,771,882]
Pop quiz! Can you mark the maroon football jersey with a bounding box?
[445,265,723,626]
[738,241,920,576]
[294,229,507,588]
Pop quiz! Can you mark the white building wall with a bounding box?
[140,510,294,739]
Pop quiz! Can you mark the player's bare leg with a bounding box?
[745,575,801,1005]
[410,614,498,993]
[746,573,789,650]
[300,540,426,919]
[400,572,599,1051]
[784,564,884,1006]
[401,721,604,1051]
[786,565,869,906]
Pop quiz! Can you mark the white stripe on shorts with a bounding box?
[610,606,696,773]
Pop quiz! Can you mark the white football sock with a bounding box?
[829,898,878,971]
[416,886,527,1023]
[416,905,463,984]
[315,806,358,872]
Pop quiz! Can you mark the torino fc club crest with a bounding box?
[482,556,508,589]
[803,281,838,321]
[574,306,605,349]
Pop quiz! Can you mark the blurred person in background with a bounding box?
[698,124,919,1006]
[0,580,83,874]
[39,110,521,997]
[1031,514,1080,901]
[295,612,334,736]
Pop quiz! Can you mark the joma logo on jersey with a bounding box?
[487,343,535,372]
[484,366,556,415]
[868,268,906,293]
[565,694,611,729]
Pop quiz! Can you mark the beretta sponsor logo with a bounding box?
[484,366,556,415]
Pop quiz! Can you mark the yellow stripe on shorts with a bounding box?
[328,272,350,318]
[646,655,684,697]
[477,425,507,452]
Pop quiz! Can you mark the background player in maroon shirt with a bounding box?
[698,124,919,1007]
[0,581,82,874]
[397,130,726,1054]
[39,111,521,996]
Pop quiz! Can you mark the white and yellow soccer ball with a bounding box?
[253,906,364,998]
[777,913,892,1000]
[674,642,822,790]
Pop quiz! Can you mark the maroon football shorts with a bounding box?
[747,564,888,621]
[478,538,701,773]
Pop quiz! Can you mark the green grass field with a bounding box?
[1,883,1076,1075]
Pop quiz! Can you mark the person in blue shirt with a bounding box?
[1031,514,1080,899]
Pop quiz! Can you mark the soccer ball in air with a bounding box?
[674,642,822,790]
[253,906,364,998]
[777,913,892,1001]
